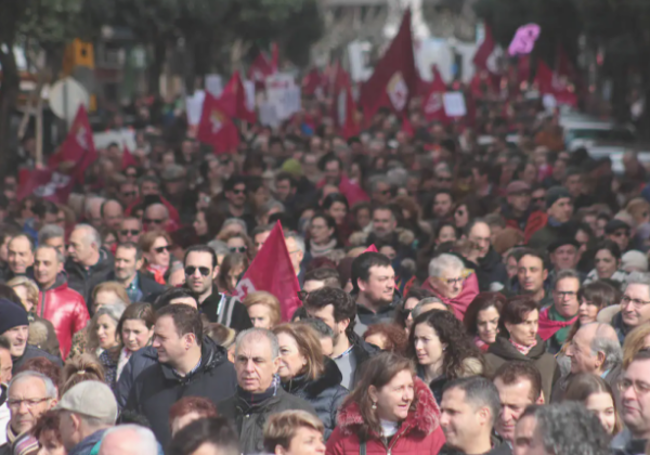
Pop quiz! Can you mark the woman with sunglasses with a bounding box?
[139,231,175,285]
[583,239,628,286]
[216,253,249,296]
[219,231,255,261]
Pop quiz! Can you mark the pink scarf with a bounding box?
[422,272,479,321]
[510,338,537,356]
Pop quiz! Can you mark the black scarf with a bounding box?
[236,375,279,413]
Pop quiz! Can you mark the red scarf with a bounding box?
[421,272,479,321]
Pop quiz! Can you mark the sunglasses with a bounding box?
[532,197,545,203]
[185,266,211,276]
[154,245,171,253]
[120,229,140,236]
[143,218,164,225]
[229,246,247,253]
[232,189,246,195]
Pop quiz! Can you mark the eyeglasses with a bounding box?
[185,266,211,277]
[444,277,463,285]
[621,296,650,307]
[154,245,171,253]
[143,218,164,225]
[232,189,246,195]
[617,378,650,395]
[229,246,247,253]
[120,229,140,236]
[7,397,51,409]
[554,291,577,299]
[298,290,309,301]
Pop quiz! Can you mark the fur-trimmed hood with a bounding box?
[336,377,440,437]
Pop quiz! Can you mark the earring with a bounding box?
[372,401,377,410]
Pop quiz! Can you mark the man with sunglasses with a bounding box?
[183,245,252,332]
[215,177,256,232]
[117,218,142,245]
[142,203,171,233]
[100,199,124,231]
[118,181,139,208]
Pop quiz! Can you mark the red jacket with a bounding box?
[36,277,90,359]
[326,378,446,455]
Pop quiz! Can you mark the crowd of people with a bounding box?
[0,71,649,455]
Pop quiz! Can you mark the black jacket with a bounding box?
[115,346,158,409]
[218,386,316,455]
[282,358,348,440]
[12,344,63,373]
[65,249,114,311]
[199,290,252,332]
[105,271,166,303]
[464,248,508,292]
[125,337,237,448]
[439,436,512,455]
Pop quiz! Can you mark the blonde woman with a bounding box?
[4,279,60,357]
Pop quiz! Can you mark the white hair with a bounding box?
[625,272,650,296]
[9,371,57,400]
[222,218,248,232]
[84,196,106,217]
[74,223,102,248]
[285,231,305,254]
[428,253,464,278]
[100,425,158,455]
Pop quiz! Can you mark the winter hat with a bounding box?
[545,186,571,209]
[281,158,303,177]
[622,250,648,273]
[0,298,29,335]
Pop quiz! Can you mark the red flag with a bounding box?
[17,168,74,203]
[121,144,138,170]
[422,65,448,123]
[197,92,240,155]
[401,116,414,137]
[535,59,577,108]
[473,24,496,71]
[302,68,322,96]
[360,9,417,119]
[220,72,256,124]
[364,245,378,253]
[271,42,279,72]
[557,44,577,83]
[338,175,369,206]
[48,105,97,182]
[332,67,360,139]
[535,59,554,94]
[248,52,274,87]
[235,222,301,321]
[518,55,531,85]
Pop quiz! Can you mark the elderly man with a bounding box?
[0,371,57,454]
[538,269,580,354]
[100,200,124,231]
[125,304,236,447]
[284,232,306,284]
[108,243,164,303]
[65,224,114,306]
[351,252,398,335]
[548,238,579,274]
[493,362,544,446]
[514,403,609,455]
[440,377,510,455]
[217,328,315,454]
[56,381,117,455]
[37,224,66,259]
[423,253,479,320]
[84,197,106,229]
[612,272,650,344]
[35,245,89,359]
[98,424,158,455]
[612,350,650,454]
[551,323,621,402]
[462,219,508,292]
[5,234,34,281]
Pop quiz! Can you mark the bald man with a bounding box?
[98,425,158,455]
[143,203,170,232]
[552,322,622,402]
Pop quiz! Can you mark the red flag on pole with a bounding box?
[359,9,417,119]
[220,72,256,124]
[473,24,496,71]
[332,67,360,139]
[197,92,240,155]
[422,65,449,123]
[235,221,301,321]
[17,169,74,203]
[248,52,275,88]
[302,68,322,96]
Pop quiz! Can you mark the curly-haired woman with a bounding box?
[409,310,485,404]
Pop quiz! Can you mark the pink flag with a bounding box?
[508,24,541,56]
[364,245,378,253]
[235,222,301,321]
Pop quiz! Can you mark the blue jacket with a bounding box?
[68,429,107,455]
[115,346,157,409]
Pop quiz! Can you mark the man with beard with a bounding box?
[527,187,574,251]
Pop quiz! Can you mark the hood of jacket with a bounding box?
[159,336,229,382]
[284,357,343,398]
[336,377,440,437]
[487,335,548,361]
